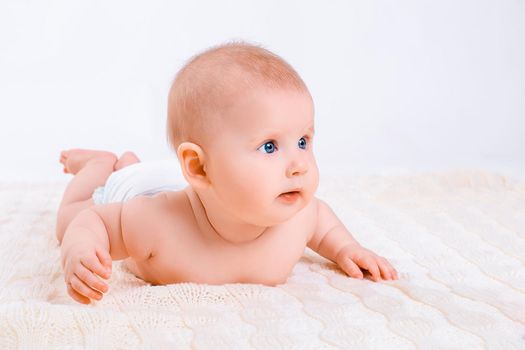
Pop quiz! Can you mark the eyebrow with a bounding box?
[250,124,315,143]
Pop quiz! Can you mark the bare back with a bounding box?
[123,187,317,286]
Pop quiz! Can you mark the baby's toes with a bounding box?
[59,150,69,164]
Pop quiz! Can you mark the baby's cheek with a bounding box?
[308,167,320,195]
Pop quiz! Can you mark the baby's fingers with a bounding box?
[81,252,111,280]
[96,248,112,276]
[340,257,364,279]
[378,257,398,280]
[67,283,90,305]
[361,257,381,282]
[70,273,103,301]
[77,264,109,293]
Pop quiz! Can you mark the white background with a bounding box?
[1,0,523,182]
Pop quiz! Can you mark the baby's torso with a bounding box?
[123,188,317,286]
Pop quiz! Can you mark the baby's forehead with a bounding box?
[225,88,313,121]
[221,111,314,143]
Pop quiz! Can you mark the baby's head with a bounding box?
[166,42,319,226]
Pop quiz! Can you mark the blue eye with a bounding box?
[258,138,308,153]
[258,141,277,154]
[298,137,307,149]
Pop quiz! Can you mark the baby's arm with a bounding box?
[307,198,398,281]
[60,197,153,304]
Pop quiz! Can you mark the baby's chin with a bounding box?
[234,191,312,226]
[267,192,310,221]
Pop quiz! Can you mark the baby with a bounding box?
[55,42,398,305]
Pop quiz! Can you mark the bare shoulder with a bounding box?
[120,192,171,261]
[121,190,191,260]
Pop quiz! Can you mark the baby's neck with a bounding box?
[184,187,268,244]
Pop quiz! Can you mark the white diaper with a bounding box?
[92,159,188,205]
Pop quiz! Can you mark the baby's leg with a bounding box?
[114,151,141,171]
[55,149,140,243]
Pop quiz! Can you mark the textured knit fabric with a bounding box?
[0,170,524,349]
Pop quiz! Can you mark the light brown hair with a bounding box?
[166,41,310,152]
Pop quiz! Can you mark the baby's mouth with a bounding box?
[278,190,301,203]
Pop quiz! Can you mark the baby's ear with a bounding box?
[177,142,210,189]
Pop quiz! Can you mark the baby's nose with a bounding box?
[286,158,308,177]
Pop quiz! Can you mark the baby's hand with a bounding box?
[61,245,112,304]
[335,243,398,281]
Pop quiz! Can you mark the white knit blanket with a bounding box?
[1,170,524,349]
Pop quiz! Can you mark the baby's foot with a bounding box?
[59,149,117,175]
[114,151,140,171]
